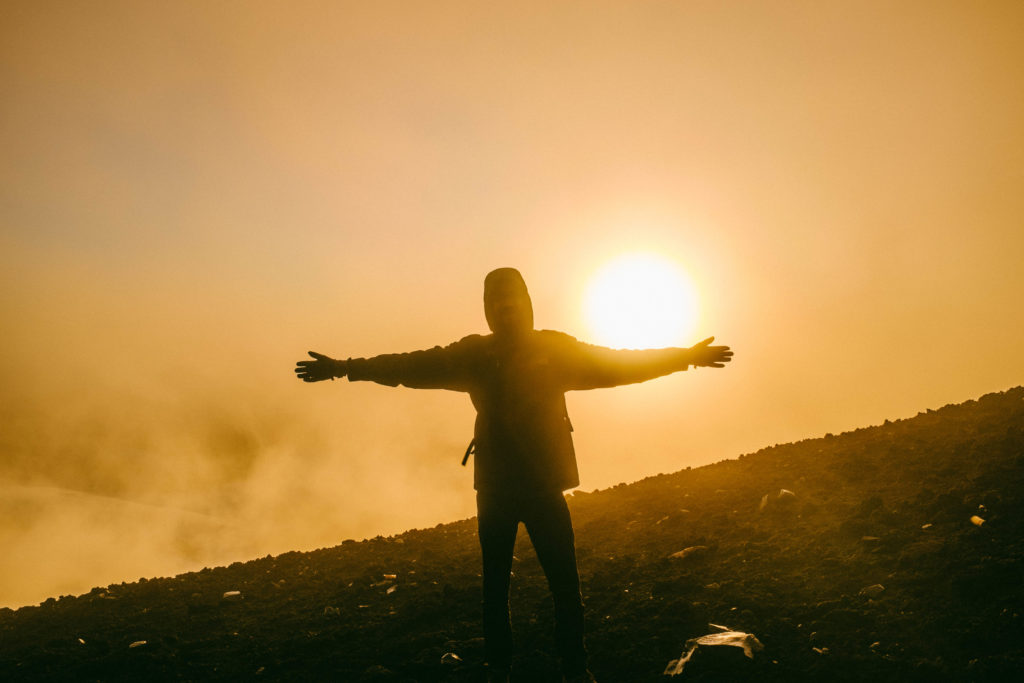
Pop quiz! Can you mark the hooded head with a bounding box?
[484,267,534,337]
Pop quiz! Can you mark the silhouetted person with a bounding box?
[295,267,732,683]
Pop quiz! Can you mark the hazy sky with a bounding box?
[2,1,1023,607]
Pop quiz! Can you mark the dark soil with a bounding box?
[3,387,1023,682]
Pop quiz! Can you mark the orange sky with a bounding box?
[2,1,1023,607]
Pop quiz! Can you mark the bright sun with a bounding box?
[584,253,698,349]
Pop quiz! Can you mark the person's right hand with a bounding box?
[295,351,347,382]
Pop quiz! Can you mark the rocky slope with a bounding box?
[2,387,1023,682]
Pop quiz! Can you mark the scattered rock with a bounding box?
[759,489,797,512]
[859,584,885,598]
[669,546,709,561]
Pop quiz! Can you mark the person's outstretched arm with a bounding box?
[294,336,483,391]
[560,334,733,390]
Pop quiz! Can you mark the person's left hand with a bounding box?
[688,337,733,368]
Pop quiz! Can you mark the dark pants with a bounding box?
[476,489,587,675]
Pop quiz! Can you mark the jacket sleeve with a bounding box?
[345,335,480,391]
[549,332,692,391]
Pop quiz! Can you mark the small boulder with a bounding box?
[669,546,709,561]
[859,584,885,598]
[759,489,797,512]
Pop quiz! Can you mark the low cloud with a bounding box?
[0,368,476,608]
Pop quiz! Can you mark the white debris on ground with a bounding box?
[663,624,765,676]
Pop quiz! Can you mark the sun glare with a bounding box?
[584,253,698,349]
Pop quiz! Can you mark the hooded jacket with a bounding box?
[345,331,694,493]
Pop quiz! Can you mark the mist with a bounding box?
[0,268,480,608]
[0,373,481,609]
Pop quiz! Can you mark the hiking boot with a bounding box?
[563,670,597,683]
